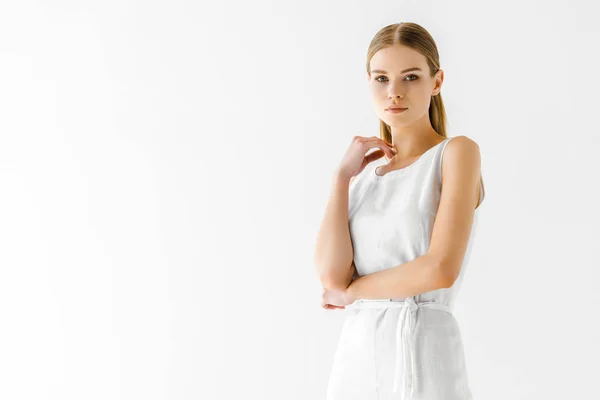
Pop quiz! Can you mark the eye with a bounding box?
[374,74,419,83]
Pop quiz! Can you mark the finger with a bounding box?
[364,146,395,163]
[364,149,386,164]
[364,136,395,149]
[323,304,345,310]
[358,136,394,150]
[362,138,396,159]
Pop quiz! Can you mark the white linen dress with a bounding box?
[326,136,485,400]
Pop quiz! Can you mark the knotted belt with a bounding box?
[346,297,453,399]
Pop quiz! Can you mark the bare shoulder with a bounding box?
[441,135,484,208]
[442,135,481,177]
[445,135,481,154]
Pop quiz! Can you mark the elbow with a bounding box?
[439,271,458,289]
[318,272,350,292]
[429,254,459,289]
[321,279,350,292]
[316,264,353,292]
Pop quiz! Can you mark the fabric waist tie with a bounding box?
[346,297,453,399]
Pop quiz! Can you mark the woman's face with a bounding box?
[367,45,443,128]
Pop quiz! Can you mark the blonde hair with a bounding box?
[366,22,447,144]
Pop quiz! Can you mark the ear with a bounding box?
[433,69,444,95]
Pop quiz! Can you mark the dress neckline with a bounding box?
[374,137,450,178]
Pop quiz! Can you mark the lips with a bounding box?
[386,107,407,110]
[386,107,408,114]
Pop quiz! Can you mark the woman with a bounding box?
[314,22,485,400]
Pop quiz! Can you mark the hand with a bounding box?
[321,286,355,310]
[336,136,397,182]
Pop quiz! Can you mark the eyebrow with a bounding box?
[371,67,422,74]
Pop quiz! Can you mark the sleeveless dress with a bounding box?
[326,136,485,400]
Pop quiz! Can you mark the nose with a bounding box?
[386,80,406,99]
[388,87,405,99]
[389,94,404,99]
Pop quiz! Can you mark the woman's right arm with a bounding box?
[314,135,395,291]
[314,171,356,291]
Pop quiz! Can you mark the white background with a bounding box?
[1,1,599,399]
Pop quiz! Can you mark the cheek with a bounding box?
[368,83,377,94]
[370,84,387,99]
[373,83,386,92]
